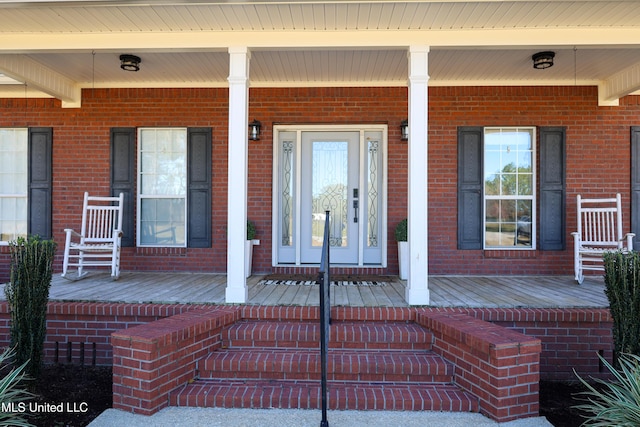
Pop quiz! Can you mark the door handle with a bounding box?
[353,200,359,223]
[352,188,359,223]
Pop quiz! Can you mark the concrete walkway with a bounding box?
[89,408,554,427]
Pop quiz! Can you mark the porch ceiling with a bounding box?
[1,1,640,106]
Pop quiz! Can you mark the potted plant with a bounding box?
[395,219,408,280]
[245,220,259,278]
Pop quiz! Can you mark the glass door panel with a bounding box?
[301,132,359,264]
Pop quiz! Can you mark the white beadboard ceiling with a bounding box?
[0,0,640,105]
[1,1,640,32]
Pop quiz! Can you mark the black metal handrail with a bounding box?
[317,210,331,427]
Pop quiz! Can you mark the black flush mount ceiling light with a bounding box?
[532,51,555,70]
[120,54,141,72]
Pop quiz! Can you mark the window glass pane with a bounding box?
[280,139,294,247]
[518,174,533,196]
[141,174,155,194]
[501,149,517,171]
[140,129,156,150]
[518,151,532,170]
[311,140,348,247]
[501,173,518,196]
[515,200,533,246]
[367,139,379,248]
[157,129,172,152]
[502,199,516,222]
[485,174,499,195]
[141,152,156,175]
[486,199,499,223]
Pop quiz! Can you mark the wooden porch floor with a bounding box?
[1,272,609,308]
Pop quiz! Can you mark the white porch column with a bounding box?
[405,46,430,305]
[225,46,250,303]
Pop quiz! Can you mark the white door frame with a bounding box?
[272,124,388,267]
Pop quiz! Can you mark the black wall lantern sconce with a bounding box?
[120,54,141,72]
[400,119,409,141]
[532,51,555,70]
[249,119,262,141]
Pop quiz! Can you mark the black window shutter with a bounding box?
[110,128,136,247]
[28,127,53,239]
[457,127,483,249]
[539,127,566,250]
[187,127,212,248]
[631,127,640,249]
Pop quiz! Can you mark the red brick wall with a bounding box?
[112,307,241,415]
[0,301,204,366]
[439,307,614,381]
[477,308,614,381]
[1,86,639,279]
[418,310,541,422]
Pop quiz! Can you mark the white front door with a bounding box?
[300,132,360,264]
[273,125,387,267]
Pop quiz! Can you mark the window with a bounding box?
[137,128,187,247]
[483,127,535,249]
[0,129,28,243]
[458,126,565,252]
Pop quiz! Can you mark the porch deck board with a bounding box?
[0,272,609,308]
[383,281,409,306]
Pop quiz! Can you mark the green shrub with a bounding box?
[574,353,640,426]
[394,219,407,242]
[603,251,640,359]
[0,347,34,427]
[5,236,57,379]
[247,220,257,240]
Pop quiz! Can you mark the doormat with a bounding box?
[258,274,390,287]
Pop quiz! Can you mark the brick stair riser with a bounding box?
[201,349,453,383]
[210,371,454,383]
[223,322,432,351]
[170,380,478,412]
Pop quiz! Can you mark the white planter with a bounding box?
[245,239,260,278]
[398,241,408,280]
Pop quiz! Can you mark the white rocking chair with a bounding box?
[61,192,124,280]
[571,193,634,284]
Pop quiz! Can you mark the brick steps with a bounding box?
[170,379,478,412]
[169,319,479,413]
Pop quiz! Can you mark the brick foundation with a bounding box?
[0,302,207,365]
